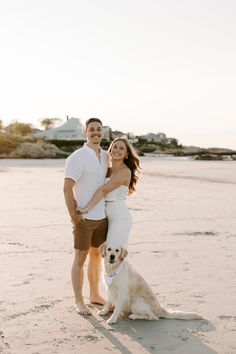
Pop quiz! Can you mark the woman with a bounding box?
[77,137,141,247]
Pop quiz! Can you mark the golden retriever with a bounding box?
[98,243,204,324]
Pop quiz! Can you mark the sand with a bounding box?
[0,157,236,354]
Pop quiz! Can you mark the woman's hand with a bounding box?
[76,207,88,214]
[73,199,77,211]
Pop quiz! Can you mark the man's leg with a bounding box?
[71,249,91,315]
[88,247,106,305]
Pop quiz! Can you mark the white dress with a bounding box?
[105,179,133,248]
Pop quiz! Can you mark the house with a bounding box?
[140,132,168,143]
[35,117,86,141]
[103,126,112,141]
[35,117,112,142]
[112,130,127,139]
[126,133,138,144]
[156,132,167,142]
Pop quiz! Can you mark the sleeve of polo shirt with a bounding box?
[64,153,83,182]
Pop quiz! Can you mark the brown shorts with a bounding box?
[72,218,108,251]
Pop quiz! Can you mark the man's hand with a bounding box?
[64,179,85,225]
[71,211,85,225]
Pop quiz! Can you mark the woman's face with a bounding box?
[110,140,128,161]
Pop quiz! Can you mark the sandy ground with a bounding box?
[0,157,236,354]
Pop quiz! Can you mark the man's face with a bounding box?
[85,121,103,145]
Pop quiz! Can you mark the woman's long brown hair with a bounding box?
[108,137,141,195]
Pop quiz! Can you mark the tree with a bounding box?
[7,122,33,136]
[170,138,179,147]
[40,118,62,130]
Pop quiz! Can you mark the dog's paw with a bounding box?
[98,308,108,316]
[107,316,117,324]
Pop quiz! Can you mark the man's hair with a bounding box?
[85,118,103,129]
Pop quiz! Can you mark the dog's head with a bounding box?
[99,242,128,264]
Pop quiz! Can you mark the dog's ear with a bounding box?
[99,242,106,257]
[119,247,128,261]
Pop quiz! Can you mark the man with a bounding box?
[63,118,109,315]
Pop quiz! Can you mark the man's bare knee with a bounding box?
[89,247,100,258]
[74,249,88,267]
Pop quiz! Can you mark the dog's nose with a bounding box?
[110,254,115,261]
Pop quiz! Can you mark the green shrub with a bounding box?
[140,146,156,153]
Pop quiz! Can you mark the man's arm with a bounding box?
[63,178,83,225]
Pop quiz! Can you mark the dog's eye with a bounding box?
[107,248,111,251]
[115,249,119,253]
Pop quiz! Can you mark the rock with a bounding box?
[194,154,224,161]
[206,147,235,154]
[8,142,69,159]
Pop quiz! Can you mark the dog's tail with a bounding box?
[158,306,204,320]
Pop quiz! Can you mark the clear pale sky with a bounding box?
[0,0,236,149]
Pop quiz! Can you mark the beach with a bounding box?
[0,157,236,354]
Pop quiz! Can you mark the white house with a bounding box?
[35,117,112,141]
[35,118,86,141]
[112,130,127,139]
[140,132,167,143]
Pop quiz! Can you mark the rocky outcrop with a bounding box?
[194,153,224,161]
[1,134,235,160]
[194,154,236,161]
[3,142,69,159]
[141,144,236,160]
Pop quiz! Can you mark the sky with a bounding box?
[0,0,236,149]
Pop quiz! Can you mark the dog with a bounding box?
[98,243,204,324]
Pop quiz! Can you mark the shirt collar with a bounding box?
[83,143,102,156]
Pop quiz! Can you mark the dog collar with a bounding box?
[104,265,123,285]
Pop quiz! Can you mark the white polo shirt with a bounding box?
[64,143,109,220]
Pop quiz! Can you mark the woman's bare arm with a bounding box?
[77,168,131,214]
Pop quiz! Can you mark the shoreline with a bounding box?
[1,154,236,162]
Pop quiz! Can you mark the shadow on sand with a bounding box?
[85,309,216,354]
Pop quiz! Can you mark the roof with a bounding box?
[57,118,83,131]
